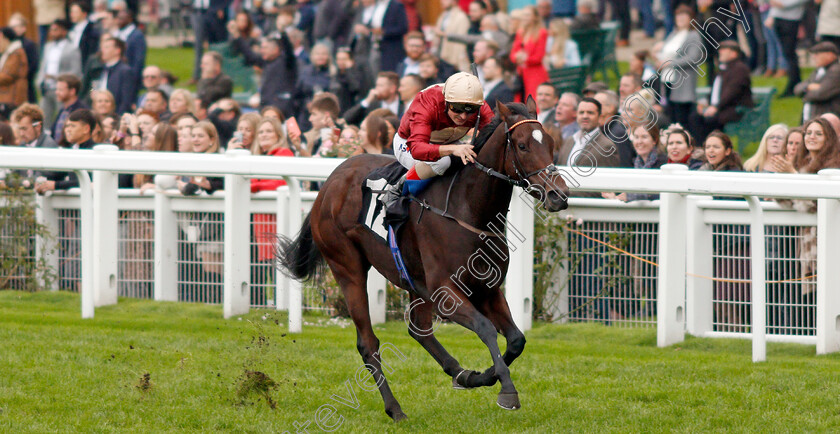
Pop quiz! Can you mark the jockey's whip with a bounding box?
[468,63,481,148]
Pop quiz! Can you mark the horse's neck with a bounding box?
[452,124,513,227]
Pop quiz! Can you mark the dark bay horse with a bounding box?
[278,98,569,421]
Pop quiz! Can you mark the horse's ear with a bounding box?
[496,100,512,121]
[525,95,538,118]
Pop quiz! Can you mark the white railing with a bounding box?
[3,146,840,362]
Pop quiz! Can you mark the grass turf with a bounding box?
[1,291,840,432]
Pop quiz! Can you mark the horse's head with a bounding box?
[495,97,569,212]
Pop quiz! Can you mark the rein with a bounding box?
[406,116,558,238]
[472,118,559,191]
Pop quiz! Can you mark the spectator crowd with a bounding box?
[1,0,840,323]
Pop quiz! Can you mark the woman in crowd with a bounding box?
[417,54,442,88]
[664,125,703,169]
[509,5,548,101]
[653,6,703,127]
[544,18,581,70]
[603,124,668,203]
[331,47,370,116]
[170,112,198,153]
[136,109,160,151]
[743,124,789,172]
[168,89,195,117]
[353,114,393,155]
[782,127,804,167]
[699,131,743,172]
[249,117,294,304]
[100,113,119,144]
[90,90,116,117]
[119,122,177,298]
[178,120,224,302]
[774,118,840,329]
[227,112,261,151]
[697,131,748,331]
[260,106,285,122]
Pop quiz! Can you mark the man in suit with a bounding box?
[482,56,513,108]
[190,0,231,83]
[554,97,620,197]
[35,109,97,194]
[352,0,409,73]
[553,92,581,139]
[51,74,88,143]
[237,33,298,117]
[794,42,840,121]
[344,71,404,125]
[68,1,100,68]
[395,31,426,77]
[37,20,82,128]
[114,9,146,87]
[2,103,59,189]
[690,40,753,142]
[535,82,558,125]
[594,90,635,168]
[94,37,136,115]
[195,52,233,106]
[398,73,424,110]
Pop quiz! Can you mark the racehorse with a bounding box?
[278,97,569,421]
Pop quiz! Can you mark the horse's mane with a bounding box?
[472,102,533,154]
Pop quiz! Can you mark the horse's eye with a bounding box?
[518,143,526,151]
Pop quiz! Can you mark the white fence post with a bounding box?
[154,191,178,301]
[745,195,767,362]
[657,164,687,346]
[505,188,535,332]
[276,186,290,311]
[368,270,387,325]
[685,196,713,336]
[816,169,840,354]
[36,194,60,291]
[287,177,303,333]
[92,146,119,307]
[223,151,252,318]
[76,170,94,318]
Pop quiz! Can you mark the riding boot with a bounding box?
[380,175,406,212]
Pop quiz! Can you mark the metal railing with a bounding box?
[3,146,840,362]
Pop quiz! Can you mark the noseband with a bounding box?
[472,118,560,192]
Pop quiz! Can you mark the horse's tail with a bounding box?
[276,212,324,281]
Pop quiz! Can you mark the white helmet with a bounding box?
[443,72,484,106]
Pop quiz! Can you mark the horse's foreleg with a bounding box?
[324,250,407,422]
[405,293,481,388]
[469,287,526,388]
[431,285,521,410]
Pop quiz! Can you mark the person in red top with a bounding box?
[510,6,549,102]
[381,72,494,210]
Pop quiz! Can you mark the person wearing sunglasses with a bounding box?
[380,72,494,219]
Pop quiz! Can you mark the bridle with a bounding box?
[472,118,561,192]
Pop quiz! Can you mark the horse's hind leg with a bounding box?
[405,293,481,389]
[321,247,407,422]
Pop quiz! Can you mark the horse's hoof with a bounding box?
[452,370,477,389]
[390,410,408,422]
[497,392,521,410]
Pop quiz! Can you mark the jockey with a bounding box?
[382,72,495,211]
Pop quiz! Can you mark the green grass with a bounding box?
[2,291,840,432]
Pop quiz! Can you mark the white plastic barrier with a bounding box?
[3,147,840,361]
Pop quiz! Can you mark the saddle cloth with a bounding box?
[358,161,408,243]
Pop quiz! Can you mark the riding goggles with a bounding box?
[447,102,481,114]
